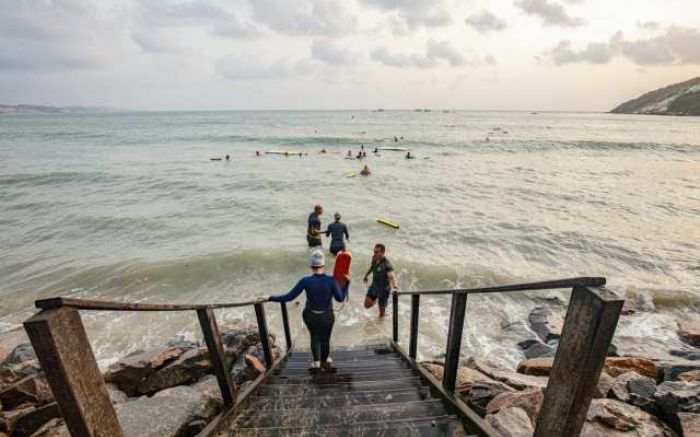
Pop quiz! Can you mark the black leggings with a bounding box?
[302,308,335,362]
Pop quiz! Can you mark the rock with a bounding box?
[165,334,199,350]
[458,379,515,417]
[0,344,36,368]
[9,403,61,437]
[612,336,677,361]
[28,418,69,437]
[516,358,553,376]
[609,371,647,402]
[654,381,700,435]
[528,306,564,343]
[607,371,659,415]
[678,320,700,347]
[582,399,675,436]
[603,357,659,379]
[486,389,544,426]
[485,407,534,437]
[0,374,53,410]
[678,370,700,382]
[523,341,557,360]
[678,412,700,436]
[669,349,700,361]
[658,359,700,382]
[103,347,186,396]
[244,354,266,376]
[421,362,495,385]
[105,383,128,405]
[1,405,34,434]
[116,381,223,437]
[593,372,614,399]
[491,371,549,391]
[137,348,211,396]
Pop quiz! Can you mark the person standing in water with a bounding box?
[360,165,371,176]
[325,212,349,255]
[267,250,349,369]
[363,243,398,318]
[307,205,323,248]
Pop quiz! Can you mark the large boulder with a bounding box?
[7,403,61,437]
[137,348,212,396]
[654,381,700,435]
[678,321,700,347]
[516,358,554,376]
[0,343,35,368]
[103,347,187,396]
[422,362,495,385]
[26,418,69,437]
[581,399,675,436]
[485,407,534,437]
[604,357,659,380]
[528,305,563,343]
[657,359,700,382]
[0,374,53,410]
[608,371,659,415]
[464,356,549,391]
[678,370,700,383]
[486,389,544,426]
[678,413,700,436]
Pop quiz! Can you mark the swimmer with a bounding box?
[225,154,230,161]
[347,150,352,157]
[320,148,327,153]
[373,147,379,153]
[360,165,371,176]
[256,151,261,156]
[394,136,398,142]
[406,152,415,159]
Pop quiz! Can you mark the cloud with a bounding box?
[544,40,612,65]
[543,26,700,66]
[465,11,507,33]
[516,0,584,27]
[637,21,660,31]
[216,54,315,80]
[361,0,451,30]
[249,0,357,36]
[311,40,359,65]
[371,40,467,68]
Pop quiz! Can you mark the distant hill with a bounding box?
[0,104,121,114]
[611,77,700,116]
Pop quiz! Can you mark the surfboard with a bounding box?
[210,158,222,161]
[265,150,301,155]
[333,251,352,290]
[377,218,400,229]
[346,171,357,178]
[379,147,409,151]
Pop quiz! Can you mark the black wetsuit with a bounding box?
[325,221,349,254]
[307,213,322,247]
[366,257,394,308]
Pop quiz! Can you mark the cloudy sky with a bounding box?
[1,0,699,111]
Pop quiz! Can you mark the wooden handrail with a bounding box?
[396,276,605,296]
[35,297,262,311]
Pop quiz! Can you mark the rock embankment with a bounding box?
[0,322,278,437]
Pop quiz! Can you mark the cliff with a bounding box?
[611,77,700,116]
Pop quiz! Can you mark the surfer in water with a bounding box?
[363,243,398,318]
[360,165,371,176]
[267,250,349,369]
[307,205,323,248]
[325,212,349,255]
[406,152,415,159]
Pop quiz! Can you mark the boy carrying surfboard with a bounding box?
[363,243,398,318]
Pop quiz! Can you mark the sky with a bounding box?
[0,0,699,111]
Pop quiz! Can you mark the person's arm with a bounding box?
[331,277,350,302]
[325,224,331,237]
[388,270,399,293]
[268,278,305,302]
[343,224,349,241]
[363,262,373,283]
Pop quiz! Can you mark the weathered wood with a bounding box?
[197,308,236,406]
[35,297,258,311]
[254,302,273,368]
[398,277,606,296]
[534,286,624,437]
[392,292,399,342]
[23,308,124,437]
[409,294,420,359]
[443,292,468,392]
[391,340,499,437]
[280,302,292,351]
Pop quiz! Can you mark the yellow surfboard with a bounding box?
[347,171,357,178]
[377,218,399,229]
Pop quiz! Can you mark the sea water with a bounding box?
[1,110,698,369]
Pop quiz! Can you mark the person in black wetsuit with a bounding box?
[307,205,323,248]
[363,243,398,318]
[267,250,349,369]
[325,212,349,255]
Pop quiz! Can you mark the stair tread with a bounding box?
[258,377,425,394]
[248,389,431,410]
[270,370,415,384]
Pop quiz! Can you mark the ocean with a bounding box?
[1,110,698,369]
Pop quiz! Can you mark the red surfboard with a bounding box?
[333,251,352,290]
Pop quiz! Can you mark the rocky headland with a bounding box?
[611,76,700,116]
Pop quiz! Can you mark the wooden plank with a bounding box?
[392,292,399,342]
[409,294,420,359]
[534,286,624,437]
[443,293,468,392]
[280,302,292,351]
[35,297,258,312]
[197,308,236,406]
[391,341,499,437]
[23,308,123,437]
[254,302,274,368]
[398,277,606,296]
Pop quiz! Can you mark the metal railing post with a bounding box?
[280,302,292,351]
[254,302,273,368]
[197,308,236,405]
[392,292,399,342]
[443,292,468,393]
[409,294,420,359]
[535,286,623,437]
[24,307,124,437]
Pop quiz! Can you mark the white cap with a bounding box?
[309,250,325,267]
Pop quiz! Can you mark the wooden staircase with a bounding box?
[213,344,467,436]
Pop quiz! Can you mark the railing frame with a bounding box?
[393,276,623,437]
[24,297,294,437]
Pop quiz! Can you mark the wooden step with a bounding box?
[248,388,431,410]
[270,369,416,384]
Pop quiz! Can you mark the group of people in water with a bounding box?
[264,204,398,370]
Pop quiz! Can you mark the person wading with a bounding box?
[307,204,323,248]
[363,243,398,318]
[325,212,349,255]
[266,250,349,369]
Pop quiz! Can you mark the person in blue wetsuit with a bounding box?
[325,212,349,255]
[267,250,349,369]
